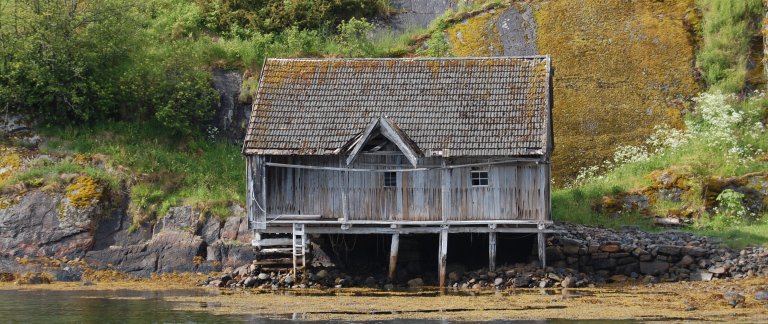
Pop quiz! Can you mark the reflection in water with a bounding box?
[0,289,641,323]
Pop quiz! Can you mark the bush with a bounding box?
[195,0,391,35]
[696,0,763,93]
[336,18,376,57]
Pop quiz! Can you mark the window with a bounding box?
[471,170,489,186]
[384,172,397,187]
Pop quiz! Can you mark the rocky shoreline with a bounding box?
[2,186,767,290]
[198,222,768,292]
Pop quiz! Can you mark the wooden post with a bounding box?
[488,232,497,272]
[438,228,448,288]
[247,155,267,230]
[537,231,546,268]
[388,233,400,281]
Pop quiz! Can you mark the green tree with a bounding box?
[336,17,375,57]
[0,0,141,123]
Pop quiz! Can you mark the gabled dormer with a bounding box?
[344,117,422,167]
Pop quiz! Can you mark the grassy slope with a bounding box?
[553,93,768,249]
[1,123,244,225]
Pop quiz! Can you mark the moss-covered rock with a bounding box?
[65,175,103,209]
[705,172,768,213]
[535,0,700,184]
[0,149,22,183]
[446,4,537,57]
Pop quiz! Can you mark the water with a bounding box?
[0,289,251,323]
[0,289,639,323]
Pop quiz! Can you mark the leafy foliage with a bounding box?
[195,0,391,36]
[0,1,218,134]
[696,0,763,93]
[557,91,768,247]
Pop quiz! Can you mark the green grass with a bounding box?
[552,92,768,249]
[35,122,245,224]
[696,0,763,92]
[690,219,768,250]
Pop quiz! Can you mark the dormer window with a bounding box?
[384,172,397,187]
[471,170,489,187]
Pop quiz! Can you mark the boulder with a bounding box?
[85,231,205,277]
[243,276,258,288]
[723,292,745,308]
[639,261,670,275]
[657,245,682,256]
[156,206,199,234]
[199,215,222,245]
[598,242,621,253]
[407,278,424,288]
[678,255,694,267]
[560,238,582,255]
[689,271,713,282]
[561,276,574,288]
[512,276,531,288]
[755,290,768,301]
[0,191,96,259]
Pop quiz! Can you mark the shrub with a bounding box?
[417,31,453,57]
[336,17,376,57]
[696,0,763,93]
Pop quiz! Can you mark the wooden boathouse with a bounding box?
[243,56,554,287]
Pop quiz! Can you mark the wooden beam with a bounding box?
[379,117,420,167]
[537,232,547,268]
[438,228,448,289]
[488,232,497,272]
[345,118,379,165]
[388,233,399,281]
[256,225,556,234]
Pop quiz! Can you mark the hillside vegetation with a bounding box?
[554,0,768,248]
[1,0,767,248]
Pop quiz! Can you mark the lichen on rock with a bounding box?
[0,149,22,183]
[65,175,103,209]
[534,0,700,184]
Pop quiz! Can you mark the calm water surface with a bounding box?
[0,289,637,323]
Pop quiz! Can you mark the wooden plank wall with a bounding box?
[263,155,549,222]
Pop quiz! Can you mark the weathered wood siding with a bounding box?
[262,155,550,222]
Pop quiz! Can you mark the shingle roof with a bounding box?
[243,56,552,157]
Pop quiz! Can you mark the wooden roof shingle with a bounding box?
[243,56,553,157]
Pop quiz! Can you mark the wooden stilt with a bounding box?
[388,233,399,281]
[537,232,546,268]
[438,228,448,289]
[488,232,497,272]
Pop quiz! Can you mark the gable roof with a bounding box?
[345,117,422,167]
[243,56,553,158]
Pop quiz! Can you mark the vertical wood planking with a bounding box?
[246,155,253,228]
[441,159,451,222]
[258,157,550,223]
[246,155,267,230]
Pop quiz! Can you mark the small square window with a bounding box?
[384,172,397,187]
[471,171,489,186]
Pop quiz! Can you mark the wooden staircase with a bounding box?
[251,215,316,274]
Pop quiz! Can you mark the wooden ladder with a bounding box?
[292,223,307,276]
